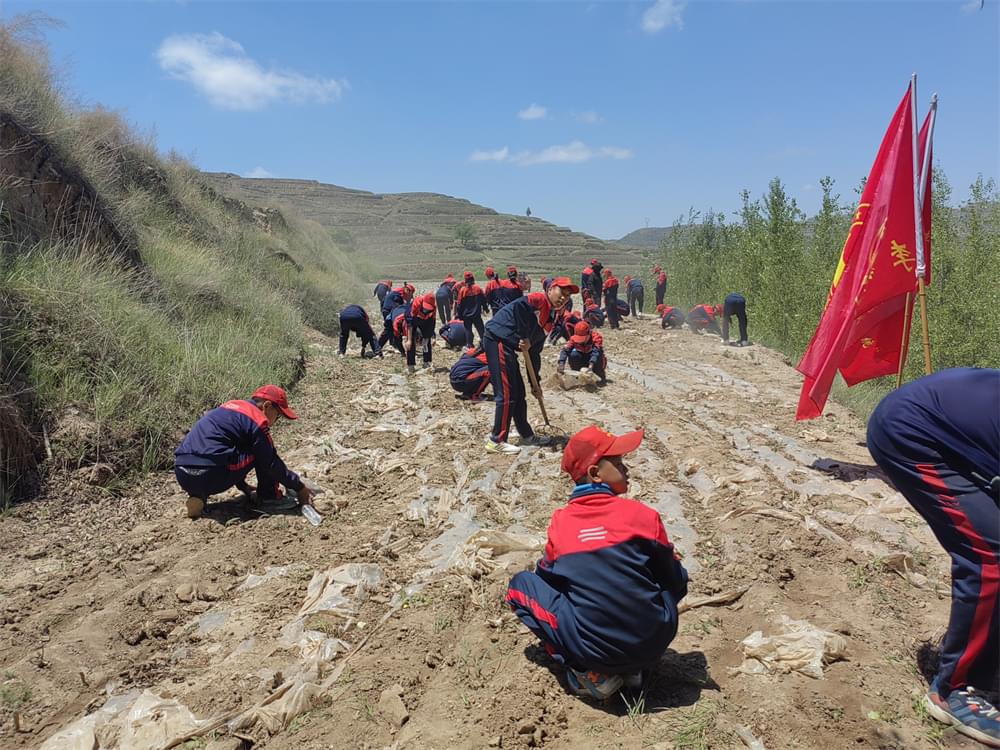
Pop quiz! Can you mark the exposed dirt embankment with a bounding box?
[0,113,138,263]
[0,313,977,750]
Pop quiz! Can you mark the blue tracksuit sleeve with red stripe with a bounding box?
[174,401,303,491]
[484,293,553,350]
[507,483,687,673]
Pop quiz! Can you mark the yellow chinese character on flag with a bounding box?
[890,240,915,272]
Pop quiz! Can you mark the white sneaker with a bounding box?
[485,437,521,454]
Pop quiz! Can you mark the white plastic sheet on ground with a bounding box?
[298,564,384,619]
[40,690,227,750]
[734,615,847,679]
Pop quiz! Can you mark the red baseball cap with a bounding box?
[485,266,495,276]
[570,321,592,344]
[252,385,298,420]
[507,265,517,274]
[590,258,599,265]
[603,268,612,276]
[549,276,580,293]
[464,271,474,282]
[561,425,644,483]
[420,293,436,312]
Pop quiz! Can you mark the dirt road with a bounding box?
[0,311,977,750]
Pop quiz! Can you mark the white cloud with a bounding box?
[157,32,347,111]
[246,166,274,178]
[575,110,604,124]
[641,0,687,33]
[960,0,983,13]
[517,103,548,121]
[512,140,633,166]
[469,147,510,162]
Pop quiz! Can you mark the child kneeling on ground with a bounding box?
[506,426,688,699]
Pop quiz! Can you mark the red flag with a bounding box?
[796,88,917,419]
[836,110,933,385]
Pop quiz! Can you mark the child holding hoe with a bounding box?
[506,426,689,699]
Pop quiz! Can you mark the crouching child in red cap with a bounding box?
[557,321,607,383]
[506,426,688,699]
[173,385,312,519]
[449,346,491,401]
[439,319,467,350]
[656,304,685,329]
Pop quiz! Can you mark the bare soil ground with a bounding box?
[0,307,979,750]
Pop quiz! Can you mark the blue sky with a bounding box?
[7,0,998,239]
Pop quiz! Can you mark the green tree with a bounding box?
[454,222,479,250]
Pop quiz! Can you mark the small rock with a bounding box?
[186,601,211,614]
[24,546,47,560]
[87,463,115,486]
[516,721,536,735]
[122,627,146,646]
[151,609,181,623]
[198,585,223,602]
[175,583,197,603]
[424,651,440,668]
[378,684,409,728]
[487,736,502,748]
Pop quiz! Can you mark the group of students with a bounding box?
[171,263,999,745]
[655,292,750,346]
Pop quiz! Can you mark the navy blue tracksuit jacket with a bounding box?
[507,482,688,673]
[483,292,555,442]
[339,304,380,355]
[450,348,491,399]
[439,320,467,349]
[456,283,486,347]
[867,368,999,696]
[174,400,303,500]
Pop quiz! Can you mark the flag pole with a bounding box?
[899,92,938,387]
[910,75,933,375]
[896,292,914,388]
[917,94,938,375]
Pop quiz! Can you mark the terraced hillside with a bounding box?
[202,172,650,280]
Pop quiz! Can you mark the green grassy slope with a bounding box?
[201,172,652,281]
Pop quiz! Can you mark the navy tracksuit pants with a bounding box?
[174,463,280,502]
[605,292,621,329]
[722,294,748,343]
[655,282,666,307]
[436,291,453,323]
[463,314,485,347]
[484,334,533,443]
[339,311,380,355]
[406,318,435,367]
[565,349,606,380]
[867,416,999,695]
[451,370,490,399]
[508,569,677,673]
[629,288,644,317]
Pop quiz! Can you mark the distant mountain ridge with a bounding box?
[202,173,651,280]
